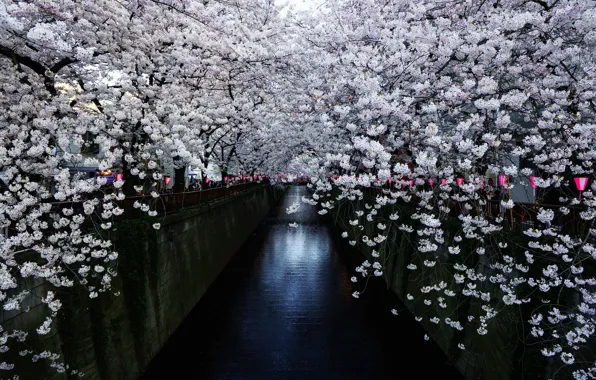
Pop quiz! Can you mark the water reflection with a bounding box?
[142,186,461,380]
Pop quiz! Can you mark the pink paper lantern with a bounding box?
[164,176,172,185]
[574,177,589,199]
[441,178,447,185]
[206,177,210,183]
[428,179,435,186]
[115,173,124,181]
[498,175,508,187]
[456,177,464,186]
[408,180,415,187]
[574,177,588,191]
[529,176,537,189]
[224,176,228,182]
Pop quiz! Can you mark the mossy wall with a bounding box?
[3,185,283,380]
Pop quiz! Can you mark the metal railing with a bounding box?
[44,182,265,225]
[120,182,262,217]
[360,186,590,236]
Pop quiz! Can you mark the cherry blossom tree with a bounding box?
[290,0,596,377]
[0,0,293,375]
[2,0,596,377]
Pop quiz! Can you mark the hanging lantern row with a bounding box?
[270,173,590,200]
[324,173,590,200]
[526,176,588,200]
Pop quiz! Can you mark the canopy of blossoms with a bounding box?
[289,1,596,378]
[1,0,596,378]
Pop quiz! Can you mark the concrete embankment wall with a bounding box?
[2,185,284,380]
[328,198,552,380]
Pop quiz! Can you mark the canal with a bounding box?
[141,186,461,379]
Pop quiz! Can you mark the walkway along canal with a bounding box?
[141,186,462,379]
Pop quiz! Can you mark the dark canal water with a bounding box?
[141,186,461,380]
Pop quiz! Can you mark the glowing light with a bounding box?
[574,177,589,200]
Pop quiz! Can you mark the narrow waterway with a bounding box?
[142,186,461,379]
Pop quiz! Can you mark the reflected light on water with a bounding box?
[141,185,462,380]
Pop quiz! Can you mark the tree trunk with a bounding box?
[173,165,186,193]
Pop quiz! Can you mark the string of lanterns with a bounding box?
[325,174,590,201]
